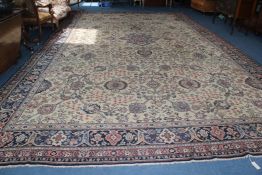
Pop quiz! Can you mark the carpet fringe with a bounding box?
[1,155,262,169]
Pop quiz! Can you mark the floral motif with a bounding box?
[37,104,56,115]
[159,129,176,144]
[193,52,207,59]
[252,100,262,109]
[124,133,135,142]
[121,33,158,46]
[14,133,29,144]
[178,79,200,90]
[94,66,106,72]
[50,131,67,146]
[129,103,147,113]
[189,65,202,71]
[70,81,85,90]
[82,104,101,114]
[146,79,161,89]
[104,80,127,91]
[173,101,191,112]
[130,25,142,30]
[127,65,139,71]
[36,80,52,94]
[0,132,13,147]
[197,129,209,138]
[105,131,122,146]
[214,100,231,110]
[210,126,226,140]
[137,49,153,57]
[159,65,171,71]
[245,77,262,90]
[61,66,73,72]
[81,52,96,61]
[217,79,231,88]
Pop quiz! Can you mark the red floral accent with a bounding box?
[210,126,225,140]
[105,131,122,146]
[0,122,5,130]
[0,132,13,147]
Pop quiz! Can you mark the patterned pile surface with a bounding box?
[0,13,262,165]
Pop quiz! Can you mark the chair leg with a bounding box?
[212,13,217,24]
[224,16,228,24]
[230,26,234,35]
[38,24,42,41]
[229,18,234,25]
[230,20,235,35]
[22,26,34,52]
[55,21,59,29]
[245,28,249,36]
[51,19,54,31]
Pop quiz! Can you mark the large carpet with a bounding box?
[0,12,262,165]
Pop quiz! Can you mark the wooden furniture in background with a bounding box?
[0,10,22,73]
[22,0,54,41]
[249,10,262,33]
[144,0,165,6]
[69,0,81,6]
[134,0,144,6]
[37,0,71,28]
[213,0,258,34]
[245,0,262,34]
[191,0,216,12]
[166,0,173,7]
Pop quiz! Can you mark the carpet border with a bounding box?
[0,12,262,166]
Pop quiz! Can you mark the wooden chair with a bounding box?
[134,0,144,6]
[212,0,237,34]
[191,0,216,13]
[22,0,54,41]
[245,7,262,34]
[69,0,81,7]
[213,0,258,35]
[38,0,71,28]
[166,0,173,7]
